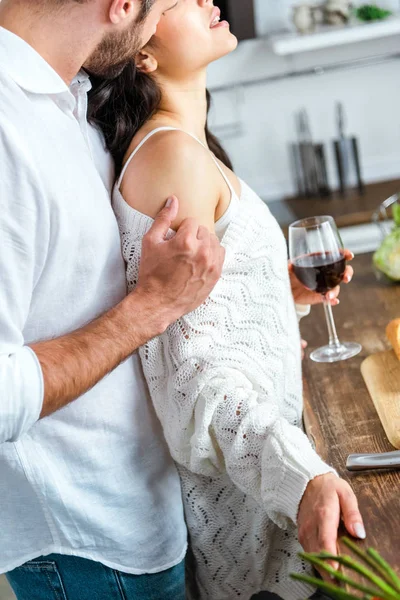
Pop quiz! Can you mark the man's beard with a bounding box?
[84,22,144,80]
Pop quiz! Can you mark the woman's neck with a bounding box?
[152,71,208,143]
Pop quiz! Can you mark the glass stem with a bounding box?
[323,297,341,348]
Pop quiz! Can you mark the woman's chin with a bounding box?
[228,33,239,51]
[213,32,238,60]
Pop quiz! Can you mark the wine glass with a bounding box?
[289,215,362,363]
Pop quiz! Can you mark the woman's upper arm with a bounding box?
[120,131,220,232]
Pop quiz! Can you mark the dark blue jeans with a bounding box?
[6,554,186,600]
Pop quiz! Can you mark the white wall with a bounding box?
[207,6,400,201]
[254,0,400,35]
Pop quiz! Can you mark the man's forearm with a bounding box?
[31,290,167,418]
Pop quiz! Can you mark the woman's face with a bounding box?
[147,0,238,79]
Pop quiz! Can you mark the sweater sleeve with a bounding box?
[0,126,48,443]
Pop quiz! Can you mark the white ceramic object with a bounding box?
[293,5,316,34]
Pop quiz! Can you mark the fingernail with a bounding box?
[165,197,173,208]
[350,252,355,259]
[336,299,340,305]
[328,292,334,300]
[353,523,366,539]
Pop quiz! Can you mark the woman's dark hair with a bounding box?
[87,62,233,176]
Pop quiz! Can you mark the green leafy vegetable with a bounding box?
[355,4,392,21]
[392,203,400,228]
[373,228,400,281]
[291,538,400,600]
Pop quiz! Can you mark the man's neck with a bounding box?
[153,72,209,143]
[0,0,101,84]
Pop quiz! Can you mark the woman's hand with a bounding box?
[289,250,354,306]
[297,473,366,578]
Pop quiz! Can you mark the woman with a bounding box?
[88,2,360,598]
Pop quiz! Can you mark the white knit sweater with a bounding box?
[113,178,334,599]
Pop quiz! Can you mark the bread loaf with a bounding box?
[386,318,400,361]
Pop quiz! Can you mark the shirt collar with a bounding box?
[71,70,92,93]
[0,26,69,95]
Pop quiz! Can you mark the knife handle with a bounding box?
[347,450,400,471]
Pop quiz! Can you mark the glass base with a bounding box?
[310,341,362,363]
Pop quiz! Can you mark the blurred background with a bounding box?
[1,1,400,598]
[208,0,400,253]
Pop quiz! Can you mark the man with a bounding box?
[0,1,224,598]
[0,1,365,599]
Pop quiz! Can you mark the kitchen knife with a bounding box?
[298,109,319,197]
[347,450,400,471]
[334,102,365,196]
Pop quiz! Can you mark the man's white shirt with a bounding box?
[0,26,186,574]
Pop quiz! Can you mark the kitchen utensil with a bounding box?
[297,109,319,197]
[347,450,400,471]
[295,109,330,197]
[360,350,400,449]
[291,143,306,197]
[333,102,365,196]
[314,144,331,197]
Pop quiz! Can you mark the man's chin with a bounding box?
[83,60,129,80]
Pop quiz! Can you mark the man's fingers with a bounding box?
[175,217,201,243]
[338,486,366,540]
[147,196,179,242]
[208,232,224,264]
[197,225,211,242]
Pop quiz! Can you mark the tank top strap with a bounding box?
[117,126,236,200]
[117,127,177,189]
[172,129,236,199]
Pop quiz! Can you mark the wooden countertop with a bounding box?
[301,252,400,570]
[268,179,400,234]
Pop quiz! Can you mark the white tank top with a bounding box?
[115,126,241,239]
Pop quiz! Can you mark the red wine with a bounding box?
[293,252,346,295]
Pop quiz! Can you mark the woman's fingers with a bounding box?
[343,250,355,261]
[343,265,354,284]
[338,485,366,540]
[325,265,353,305]
[298,475,342,579]
[326,287,340,305]
[317,497,341,574]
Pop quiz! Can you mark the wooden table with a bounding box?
[268,179,400,235]
[301,252,400,568]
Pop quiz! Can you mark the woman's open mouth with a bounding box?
[210,7,229,29]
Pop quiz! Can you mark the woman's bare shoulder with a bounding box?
[120,129,222,231]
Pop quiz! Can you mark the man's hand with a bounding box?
[298,473,366,576]
[30,197,224,423]
[289,250,354,306]
[136,196,225,331]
